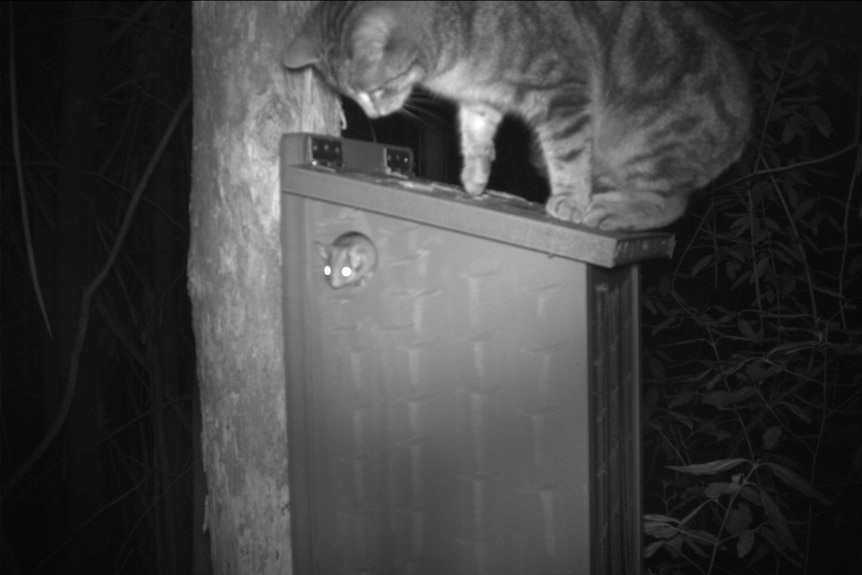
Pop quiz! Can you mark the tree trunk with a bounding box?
[189,2,340,572]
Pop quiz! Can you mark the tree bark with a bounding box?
[189,2,340,572]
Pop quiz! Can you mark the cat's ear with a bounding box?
[351,6,399,64]
[283,31,319,70]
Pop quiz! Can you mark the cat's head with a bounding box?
[284,2,425,118]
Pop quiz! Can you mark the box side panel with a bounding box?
[588,265,642,575]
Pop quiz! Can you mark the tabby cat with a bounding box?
[284,1,751,231]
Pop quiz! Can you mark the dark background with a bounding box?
[2,2,860,573]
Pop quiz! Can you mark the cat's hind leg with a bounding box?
[458,104,503,196]
[582,190,687,231]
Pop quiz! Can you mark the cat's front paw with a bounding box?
[551,197,633,231]
[581,201,620,230]
[461,155,492,196]
[546,194,586,224]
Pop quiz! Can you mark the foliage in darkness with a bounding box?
[640,4,862,573]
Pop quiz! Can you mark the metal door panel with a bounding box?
[291,198,591,574]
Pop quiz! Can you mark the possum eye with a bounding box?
[340,266,354,278]
[323,265,332,277]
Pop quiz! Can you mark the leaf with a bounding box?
[746,362,783,381]
[782,402,812,424]
[728,385,757,404]
[782,121,802,144]
[793,197,817,221]
[691,254,714,277]
[806,104,833,138]
[739,484,762,506]
[737,531,755,558]
[643,514,679,539]
[651,315,679,335]
[714,311,736,325]
[704,371,722,390]
[704,359,751,391]
[726,504,753,535]
[763,425,782,450]
[643,541,664,558]
[760,490,799,553]
[665,409,695,430]
[703,476,743,500]
[781,276,798,295]
[687,367,713,383]
[725,261,739,281]
[668,458,749,475]
[703,390,729,408]
[753,255,770,281]
[642,296,657,315]
[738,319,761,343]
[644,513,679,524]
[663,536,685,558]
[668,391,696,408]
[709,429,733,442]
[765,463,831,506]
[644,524,677,540]
[798,44,827,76]
[705,481,730,499]
[686,530,718,548]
